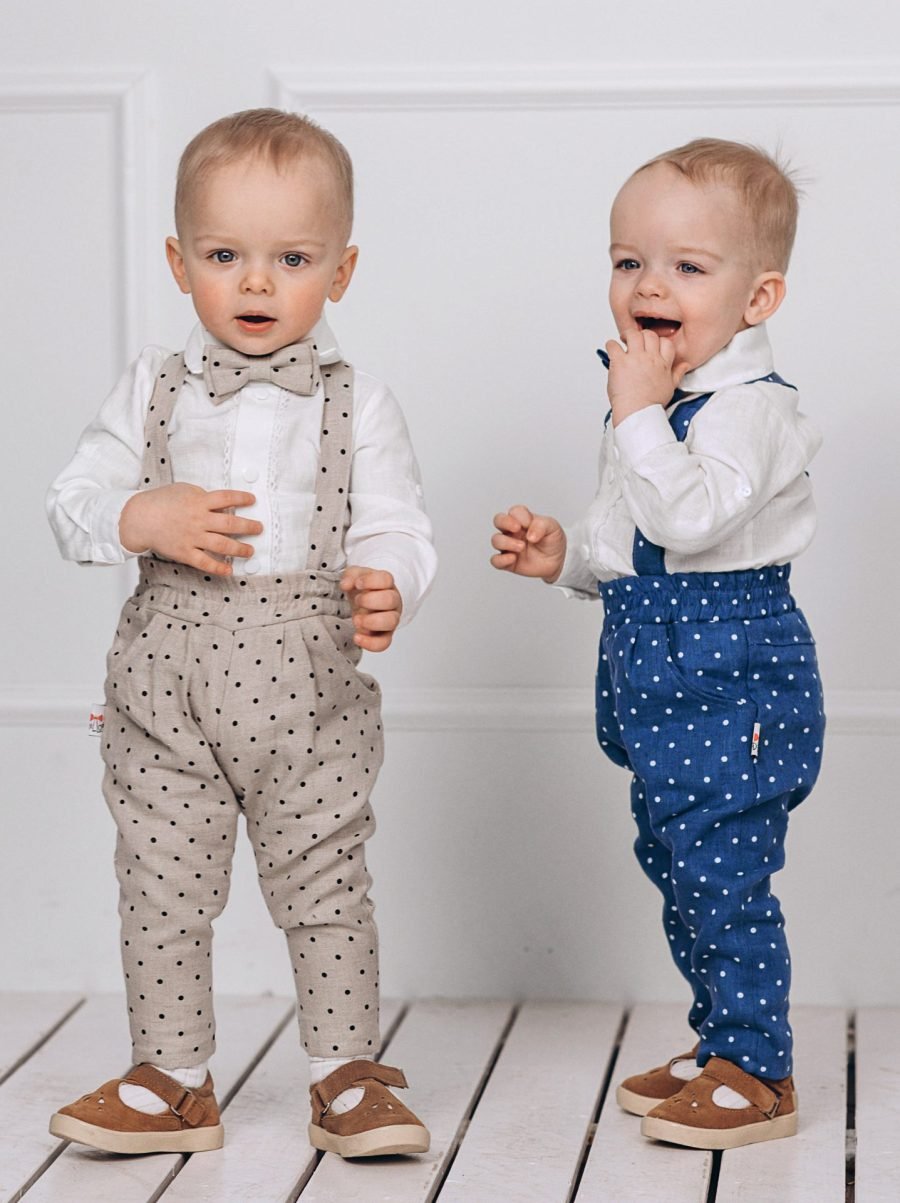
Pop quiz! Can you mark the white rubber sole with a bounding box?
[641,1108,798,1150]
[308,1121,430,1158]
[49,1112,224,1154]
[615,1084,667,1117]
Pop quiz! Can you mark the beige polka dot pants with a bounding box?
[101,560,383,1067]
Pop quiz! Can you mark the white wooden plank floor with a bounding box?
[1,993,888,1202]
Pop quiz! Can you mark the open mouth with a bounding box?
[636,316,682,337]
[237,313,275,326]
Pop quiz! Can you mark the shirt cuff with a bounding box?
[89,489,144,563]
[612,405,676,467]
[552,530,600,600]
[345,544,437,627]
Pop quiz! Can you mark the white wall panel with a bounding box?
[0,76,150,697]
[1,1,898,1006]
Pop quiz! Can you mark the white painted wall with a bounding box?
[2,2,898,1012]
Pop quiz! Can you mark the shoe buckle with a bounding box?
[763,1093,781,1119]
[170,1087,204,1126]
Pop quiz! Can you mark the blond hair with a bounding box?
[636,138,800,272]
[174,107,354,240]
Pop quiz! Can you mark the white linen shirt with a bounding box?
[47,319,437,623]
[556,324,822,598]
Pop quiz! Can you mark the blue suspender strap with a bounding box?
[631,391,713,575]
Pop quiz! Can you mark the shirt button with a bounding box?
[739,485,752,498]
[607,469,616,484]
[245,558,260,575]
[242,465,259,483]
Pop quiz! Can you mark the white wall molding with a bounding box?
[271,60,900,112]
[5,685,898,736]
[0,69,153,358]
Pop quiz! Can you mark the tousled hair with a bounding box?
[174,108,354,240]
[635,138,801,272]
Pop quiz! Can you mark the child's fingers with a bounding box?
[505,504,535,531]
[205,490,258,512]
[208,512,263,537]
[524,515,556,544]
[605,338,627,363]
[354,588,401,615]
[340,567,394,595]
[183,548,233,576]
[197,532,255,559]
[353,630,393,652]
[491,531,526,554]
[490,551,518,570]
[355,608,400,634]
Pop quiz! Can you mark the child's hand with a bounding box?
[605,324,689,426]
[340,567,402,652]
[119,483,262,575]
[491,506,567,583]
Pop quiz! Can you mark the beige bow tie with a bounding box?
[201,341,318,403]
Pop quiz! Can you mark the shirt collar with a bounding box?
[183,315,343,375]
[678,324,775,394]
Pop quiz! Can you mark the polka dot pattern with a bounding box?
[101,355,383,1064]
[594,566,825,1077]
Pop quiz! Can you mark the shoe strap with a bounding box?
[702,1057,788,1118]
[126,1064,209,1126]
[311,1060,408,1110]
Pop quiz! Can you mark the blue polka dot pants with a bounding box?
[595,567,825,1078]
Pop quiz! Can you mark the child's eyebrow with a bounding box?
[672,246,724,263]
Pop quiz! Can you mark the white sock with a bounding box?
[673,1057,750,1107]
[670,1058,703,1082]
[309,1055,370,1115]
[119,1062,208,1115]
[712,1084,752,1108]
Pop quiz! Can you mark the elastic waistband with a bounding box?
[134,556,349,628]
[601,565,794,627]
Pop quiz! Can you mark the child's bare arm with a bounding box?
[491,505,567,583]
[119,483,263,576]
[340,567,401,652]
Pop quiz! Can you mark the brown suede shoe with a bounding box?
[49,1064,224,1154]
[616,1044,700,1116]
[641,1057,797,1149]
[308,1060,430,1158]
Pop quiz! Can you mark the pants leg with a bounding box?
[659,790,794,1077]
[102,606,240,1068]
[630,777,712,1034]
[599,588,823,1077]
[213,612,383,1058]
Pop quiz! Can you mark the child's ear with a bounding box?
[166,237,192,295]
[328,245,358,303]
[744,271,786,326]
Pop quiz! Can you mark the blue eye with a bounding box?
[211,250,235,263]
[616,258,640,271]
[678,262,702,274]
[281,252,306,268]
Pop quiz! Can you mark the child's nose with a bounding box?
[635,271,665,299]
[241,266,273,294]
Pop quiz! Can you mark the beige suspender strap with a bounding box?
[139,353,188,491]
[305,358,354,574]
[138,350,352,573]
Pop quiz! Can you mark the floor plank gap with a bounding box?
[845,1010,856,1203]
[415,1002,520,1202]
[566,1007,629,1203]
[0,996,86,1090]
[218,1001,297,1112]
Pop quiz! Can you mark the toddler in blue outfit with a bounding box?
[491,138,825,1150]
